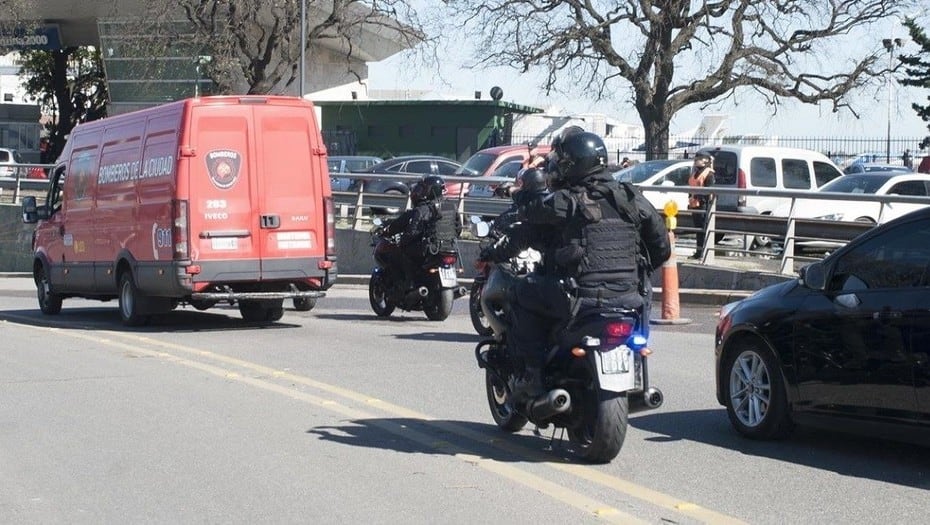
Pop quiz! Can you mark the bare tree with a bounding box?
[124,0,426,96]
[443,0,914,159]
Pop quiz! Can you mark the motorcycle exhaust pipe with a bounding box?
[628,387,664,414]
[528,388,571,421]
[453,286,468,299]
[417,286,429,297]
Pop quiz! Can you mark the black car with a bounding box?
[347,155,461,195]
[715,207,930,444]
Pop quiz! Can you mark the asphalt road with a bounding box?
[1,281,927,524]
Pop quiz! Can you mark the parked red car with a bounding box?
[456,144,551,198]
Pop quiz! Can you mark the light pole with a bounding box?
[882,37,903,164]
[299,0,306,97]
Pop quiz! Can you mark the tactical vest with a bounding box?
[424,200,458,252]
[556,183,641,292]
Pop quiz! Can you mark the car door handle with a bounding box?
[873,310,902,320]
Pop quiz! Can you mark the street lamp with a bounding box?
[882,37,904,164]
[299,0,306,97]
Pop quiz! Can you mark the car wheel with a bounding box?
[35,264,63,315]
[723,340,793,440]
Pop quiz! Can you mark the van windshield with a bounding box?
[455,152,495,177]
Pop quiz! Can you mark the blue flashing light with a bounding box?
[628,333,648,352]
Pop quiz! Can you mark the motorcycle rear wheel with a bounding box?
[368,272,395,317]
[567,388,629,464]
[425,288,454,321]
[469,282,493,336]
[485,370,528,432]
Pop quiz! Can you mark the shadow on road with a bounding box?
[0,307,301,333]
[307,418,589,464]
[631,408,930,489]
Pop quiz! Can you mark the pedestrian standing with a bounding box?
[687,152,715,259]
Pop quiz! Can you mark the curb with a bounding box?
[0,272,751,306]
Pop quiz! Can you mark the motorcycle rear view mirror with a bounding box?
[372,218,383,227]
[469,215,483,224]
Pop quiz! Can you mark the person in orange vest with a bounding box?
[687,152,715,259]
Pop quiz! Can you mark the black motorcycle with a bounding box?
[368,219,466,321]
[469,217,541,336]
[474,247,664,464]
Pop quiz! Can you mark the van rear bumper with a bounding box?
[191,288,326,301]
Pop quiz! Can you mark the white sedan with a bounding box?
[773,172,930,224]
[612,159,692,212]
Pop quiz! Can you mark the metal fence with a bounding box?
[509,133,929,168]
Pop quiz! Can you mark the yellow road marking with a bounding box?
[5,317,746,524]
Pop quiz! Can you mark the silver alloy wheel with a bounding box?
[729,350,772,428]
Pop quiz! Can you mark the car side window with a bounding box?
[782,159,812,189]
[749,157,777,187]
[887,181,927,196]
[831,219,930,290]
[492,161,521,178]
[405,161,433,174]
[661,166,691,186]
[436,161,459,176]
[384,163,403,173]
[813,161,843,187]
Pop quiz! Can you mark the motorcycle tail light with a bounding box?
[604,321,634,346]
[441,254,457,266]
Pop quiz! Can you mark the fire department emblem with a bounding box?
[206,150,241,189]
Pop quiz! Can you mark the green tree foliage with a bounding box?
[19,48,108,161]
[441,0,914,159]
[899,17,930,149]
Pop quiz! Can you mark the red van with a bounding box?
[22,96,336,325]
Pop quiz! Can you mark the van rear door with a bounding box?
[186,99,324,282]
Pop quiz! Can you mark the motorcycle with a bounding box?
[368,218,467,321]
[469,216,541,336]
[473,226,664,464]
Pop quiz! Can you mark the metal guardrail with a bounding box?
[333,172,930,275]
[0,163,54,203]
[12,168,930,276]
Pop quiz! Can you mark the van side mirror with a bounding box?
[22,196,38,223]
[800,262,826,291]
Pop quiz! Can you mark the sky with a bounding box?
[367,14,929,142]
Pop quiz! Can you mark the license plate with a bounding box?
[211,237,238,250]
[599,346,631,375]
[439,266,457,286]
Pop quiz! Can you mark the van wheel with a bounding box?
[35,265,62,315]
[293,297,317,311]
[119,272,150,326]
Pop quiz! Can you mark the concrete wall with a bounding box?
[0,203,35,272]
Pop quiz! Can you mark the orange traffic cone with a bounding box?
[652,231,692,325]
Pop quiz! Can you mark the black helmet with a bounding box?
[410,175,446,204]
[553,131,608,183]
[514,167,547,195]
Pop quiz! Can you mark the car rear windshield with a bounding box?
[704,150,738,185]
[820,173,892,194]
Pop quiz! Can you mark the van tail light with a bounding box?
[173,199,190,260]
[324,196,336,257]
[603,321,634,346]
[737,168,747,208]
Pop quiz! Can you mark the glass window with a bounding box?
[832,218,930,290]
[492,161,521,178]
[707,151,737,185]
[813,161,843,187]
[782,158,812,189]
[749,157,777,187]
[404,161,433,174]
[436,161,459,176]
[887,181,927,196]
